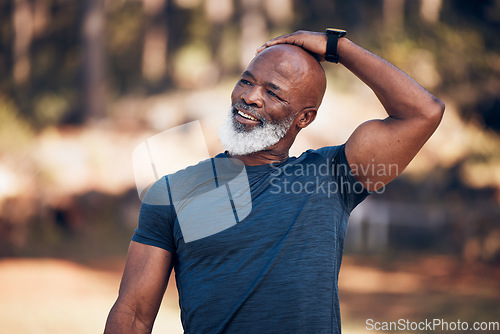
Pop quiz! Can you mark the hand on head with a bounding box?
[256,30,328,62]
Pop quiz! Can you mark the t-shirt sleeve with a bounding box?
[132,177,177,253]
[316,144,370,213]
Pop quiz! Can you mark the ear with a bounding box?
[296,108,317,129]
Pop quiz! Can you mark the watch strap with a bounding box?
[325,28,346,63]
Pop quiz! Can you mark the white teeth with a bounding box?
[237,110,258,121]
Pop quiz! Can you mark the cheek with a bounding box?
[266,105,294,124]
[230,86,240,102]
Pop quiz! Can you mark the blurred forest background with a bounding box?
[0,0,500,333]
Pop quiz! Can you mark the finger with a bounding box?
[255,34,297,53]
[266,34,295,47]
[256,38,298,54]
[256,40,281,54]
[255,44,267,53]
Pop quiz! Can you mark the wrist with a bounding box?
[324,28,346,63]
[336,37,349,64]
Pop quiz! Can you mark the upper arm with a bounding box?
[105,241,173,333]
[336,37,445,191]
[345,108,443,191]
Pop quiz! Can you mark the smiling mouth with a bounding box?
[237,110,259,121]
[232,106,262,125]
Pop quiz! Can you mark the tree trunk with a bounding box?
[13,0,33,86]
[383,0,405,31]
[240,0,267,70]
[142,0,168,84]
[81,0,107,120]
[420,0,442,24]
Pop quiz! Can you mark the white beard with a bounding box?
[218,108,294,156]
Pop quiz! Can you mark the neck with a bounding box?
[229,147,290,166]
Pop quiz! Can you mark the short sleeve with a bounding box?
[315,144,370,212]
[132,177,177,253]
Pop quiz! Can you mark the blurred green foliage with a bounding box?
[0,95,33,151]
[1,0,499,262]
[0,0,499,130]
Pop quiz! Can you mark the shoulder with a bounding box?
[298,145,345,162]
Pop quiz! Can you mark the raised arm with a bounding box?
[258,30,445,191]
[104,241,173,334]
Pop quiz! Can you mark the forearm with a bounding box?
[259,30,444,122]
[105,242,172,334]
[337,38,445,121]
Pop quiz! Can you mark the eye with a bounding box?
[267,90,281,100]
[239,79,251,85]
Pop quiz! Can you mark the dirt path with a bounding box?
[0,258,182,334]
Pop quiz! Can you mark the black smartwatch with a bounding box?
[325,28,346,63]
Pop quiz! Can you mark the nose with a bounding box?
[242,86,263,108]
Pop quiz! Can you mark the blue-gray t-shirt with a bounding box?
[133,144,369,333]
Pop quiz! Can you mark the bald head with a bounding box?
[251,44,327,110]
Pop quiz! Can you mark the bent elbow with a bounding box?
[425,96,445,127]
[434,96,446,115]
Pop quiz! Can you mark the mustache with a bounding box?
[232,103,263,122]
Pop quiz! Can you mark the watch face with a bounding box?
[326,28,347,36]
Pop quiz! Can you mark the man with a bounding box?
[105,29,444,333]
